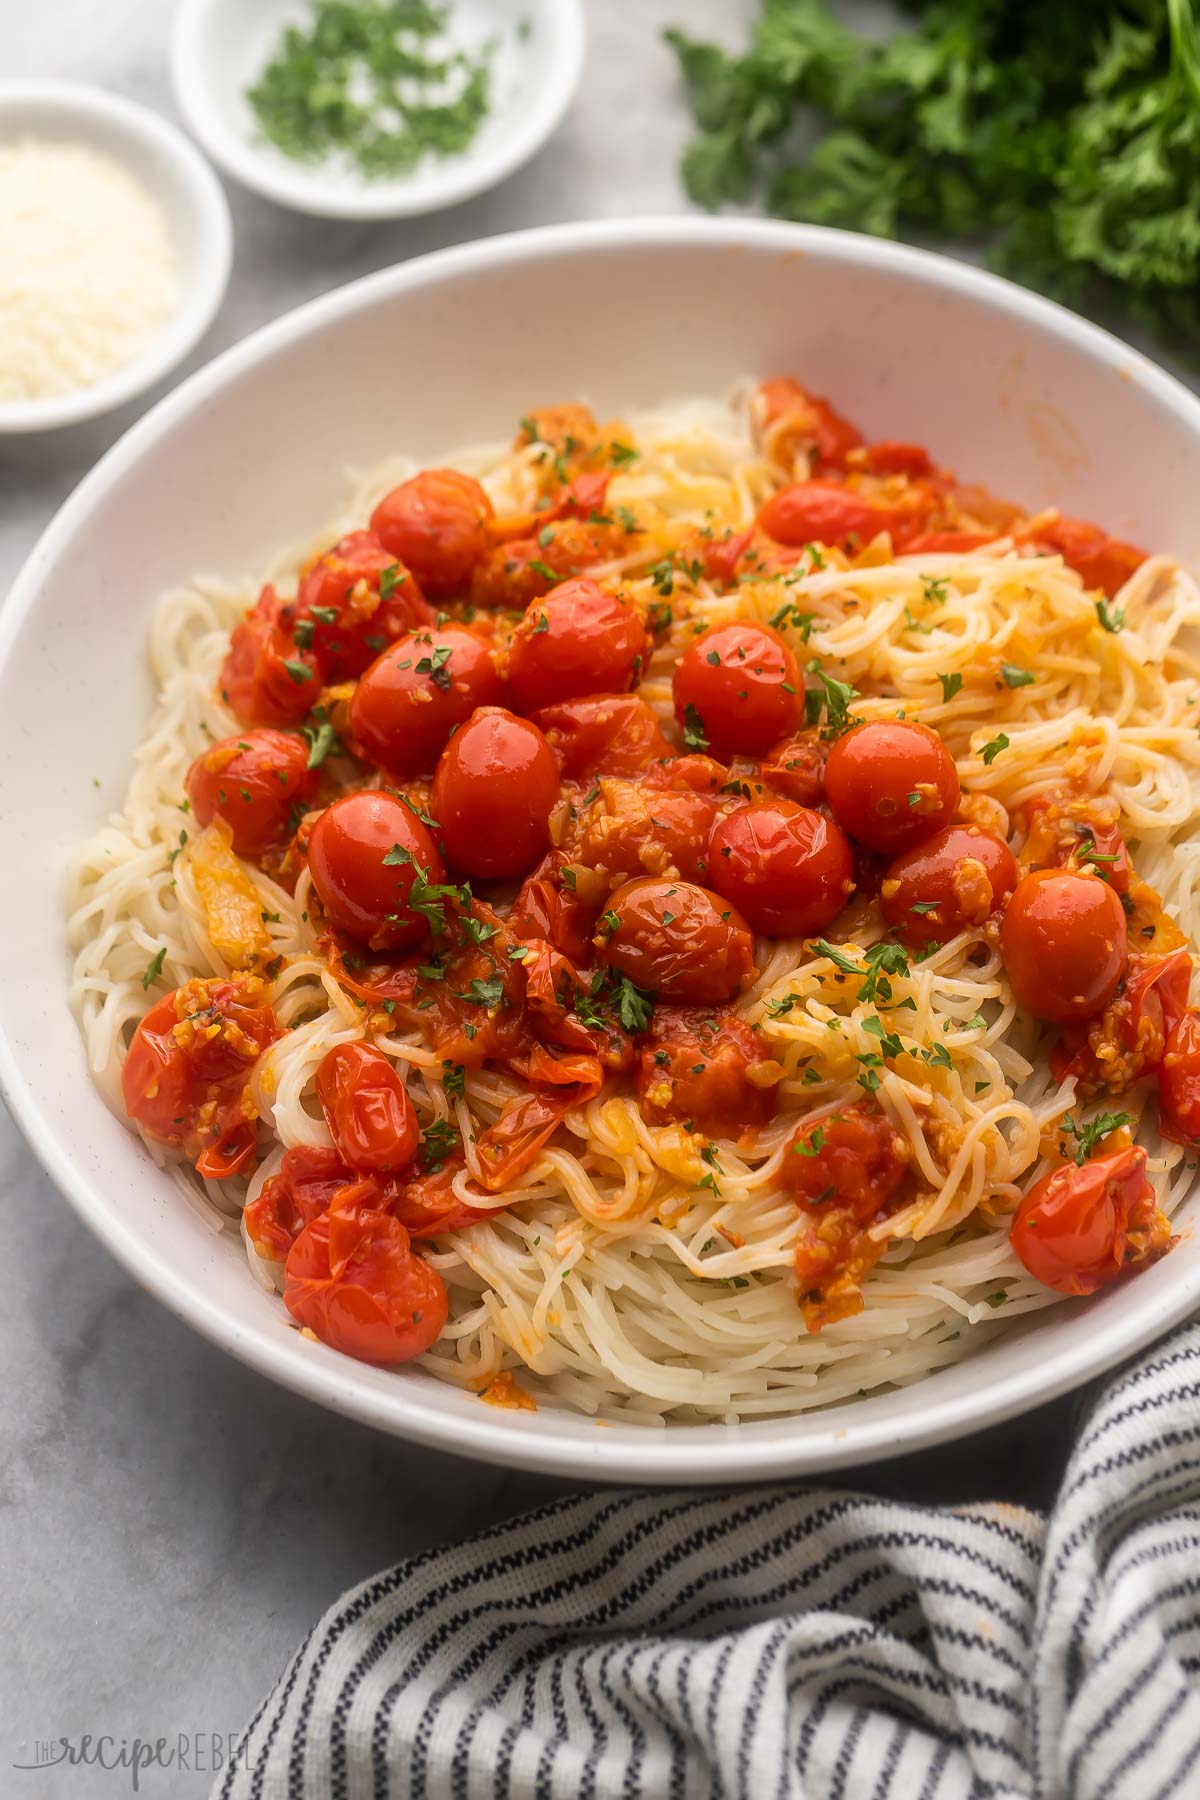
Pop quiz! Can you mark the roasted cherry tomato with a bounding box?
[881,824,1018,946]
[1010,1146,1170,1295]
[1160,1012,1200,1144]
[702,527,755,587]
[1000,869,1128,1024]
[565,779,719,885]
[284,1200,447,1364]
[122,976,279,1175]
[600,877,757,1003]
[349,626,504,776]
[316,1041,419,1174]
[512,853,599,962]
[530,693,672,781]
[244,1144,350,1262]
[1030,516,1146,599]
[219,586,321,727]
[370,469,494,597]
[1019,797,1132,897]
[781,1102,911,1330]
[902,530,992,555]
[672,622,802,759]
[823,719,959,854]
[291,530,433,680]
[185,729,316,858]
[758,480,902,550]
[754,378,862,471]
[635,1005,778,1135]
[431,706,560,879]
[757,732,825,806]
[507,578,650,713]
[859,441,933,478]
[709,800,854,937]
[307,790,446,952]
[1051,948,1192,1090]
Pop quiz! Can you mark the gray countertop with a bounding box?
[0,3,1123,1794]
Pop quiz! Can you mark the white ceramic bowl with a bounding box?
[171,0,585,220]
[4,219,1200,1483]
[0,81,232,434]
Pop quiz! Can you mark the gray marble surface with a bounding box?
[0,3,1119,1794]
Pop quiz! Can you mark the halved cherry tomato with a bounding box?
[1010,1146,1170,1295]
[1028,516,1146,598]
[185,728,316,858]
[881,824,1018,946]
[284,1199,447,1364]
[1160,1012,1200,1144]
[1001,869,1128,1024]
[757,732,825,806]
[316,1041,418,1174]
[370,469,494,596]
[635,1005,779,1135]
[307,790,446,952]
[600,877,757,1003]
[290,530,433,679]
[349,626,504,776]
[709,800,854,937]
[431,706,560,879]
[781,1103,911,1329]
[245,1144,349,1262]
[508,578,650,712]
[758,481,901,550]
[122,976,279,1172]
[219,586,320,727]
[672,622,802,759]
[754,378,862,471]
[824,719,959,854]
[530,693,672,781]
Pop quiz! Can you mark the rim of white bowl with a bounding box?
[6,218,1200,1481]
[0,80,233,434]
[169,0,586,221]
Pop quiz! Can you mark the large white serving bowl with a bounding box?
[3,219,1200,1483]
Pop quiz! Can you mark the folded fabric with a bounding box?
[215,1319,1200,1799]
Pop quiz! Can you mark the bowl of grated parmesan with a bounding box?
[0,81,232,433]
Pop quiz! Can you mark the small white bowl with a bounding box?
[171,0,585,221]
[0,82,232,435]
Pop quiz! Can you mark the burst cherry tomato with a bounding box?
[185,729,316,858]
[1030,516,1145,598]
[507,578,650,712]
[758,733,825,805]
[1000,869,1128,1023]
[672,622,801,759]
[600,878,757,1003]
[823,719,959,853]
[758,481,901,549]
[755,378,862,470]
[219,586,321,727]
[349,626,504,776]
[316,1041,418,1174]
[881,825,1018,946]
[284,1200,447,1365]
[709,800,854,937]
[1160,1012,1200,1144]
[530,693,672,781]
[370,469,494,597]
[308,790,446,952]
[244,1144,350,1262]
[568,780,718,885]
[782,1103,911,1328]
[291,530,432,680]
[431,706,560,879]
[635,1005,777,1134]
[1010,1147,1170,1295]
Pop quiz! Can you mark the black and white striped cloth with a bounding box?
[217,1320,1200,1799]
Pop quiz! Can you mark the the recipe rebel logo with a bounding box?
[11,1731,249,1791]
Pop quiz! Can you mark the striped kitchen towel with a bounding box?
[217,1319,1200,1799]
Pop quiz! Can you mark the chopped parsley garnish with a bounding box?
[682,703,710,751]
[416,644,453,690]
[1000,664,1035,688]
[1063,1110,1131,1166]
[456,975,505,1010]
[609,441,639,466]
[937,672,963,704]
[616,977,654,1034]
[980,733,1010,765]
[302,716,338,769]
[1096,598,1126,633]
[804,660,860,737]
[441,1060,465,1099]
[142,947,167,990]
[420,1117,460,1171]
[281,658,311,685]
[792,1125,827,1157]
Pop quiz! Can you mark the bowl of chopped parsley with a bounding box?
[171,0,584,218]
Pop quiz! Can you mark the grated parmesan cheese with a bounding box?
[0,138,178,403]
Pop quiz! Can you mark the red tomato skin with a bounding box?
[370,469,494,597]
[507,578,651,712]
[1001,869,1129,1024]
[1160,1012,1200,1144]
[316,1042,419,1174]
[185,729,316,858]
[601,877,757,1004]
[121,977,279,1165]
[1010,1147,1169,1296]
[823,719,960,854]
[709,800,854,936]
[1031,516,1146,598]
[859,441,932,478]
[512,853,598,962]
[245,1145,349,1262]
[758,480,897,549]
[782,1103,909,1216]
[1051,948,1192,1089]
[755,378,862,470]
[757,733,825,806]
[902,530,992,555]
[291,530,433,679]
[219,586,321,727]
[672,622,802,759]
[881,825,1018,946]
[307,790,446,952]
[530,693,672,782]
[349,627,505,776]
[635,1005,776,1135]
[431,706,560,879]
[284,1205,447,1365]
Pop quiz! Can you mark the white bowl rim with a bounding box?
[0,79,233,434]
[169,0,586,221]
[6,216,1200,1482]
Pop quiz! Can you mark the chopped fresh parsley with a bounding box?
[980,733,1010,765]
[682,703,710,751]
[142,948,167,990]
[1063,1110,1131,1165]
[937,672,963,704]
[1001,664,1035,688]
[1096,598,1126,633]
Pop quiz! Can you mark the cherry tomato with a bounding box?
[219,586,321,727]
[185,729,316,858]
[469,515,628,610]
[244,1144,350,1262]
[702,527,754,587]
[349,626,504,776]
[1160,1012,1200,1144]
[902,530,991,555]
[431,706,560,879]
[530,693,672,781]
[757,733,825,806]
[600,877,757,1003]
[758,480,901,550]
[635,1004,778,1135]
[1030,516,1146,598]
[1000,869,1128,1023]
[709,800,854,937]
[507,578,650,713]
[1052,948,1192,1089]
[880,824,1018,946]
[307,789,446,952]
[122,976,279,1173]
[672,622,802,759]
[284,1200,447,1364]
[859,442,933,478]
[824,719,959,854]
[755,378,862,470]
[781,1103,911,1328]
[370,469,494,597]
[1010,1146,1170,1296]
[512,853,598,962]
[291,530,432,680]
[567,779,719,885]
[316,1041,418,1174]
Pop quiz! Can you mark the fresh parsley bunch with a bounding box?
[668,0,1200,355]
